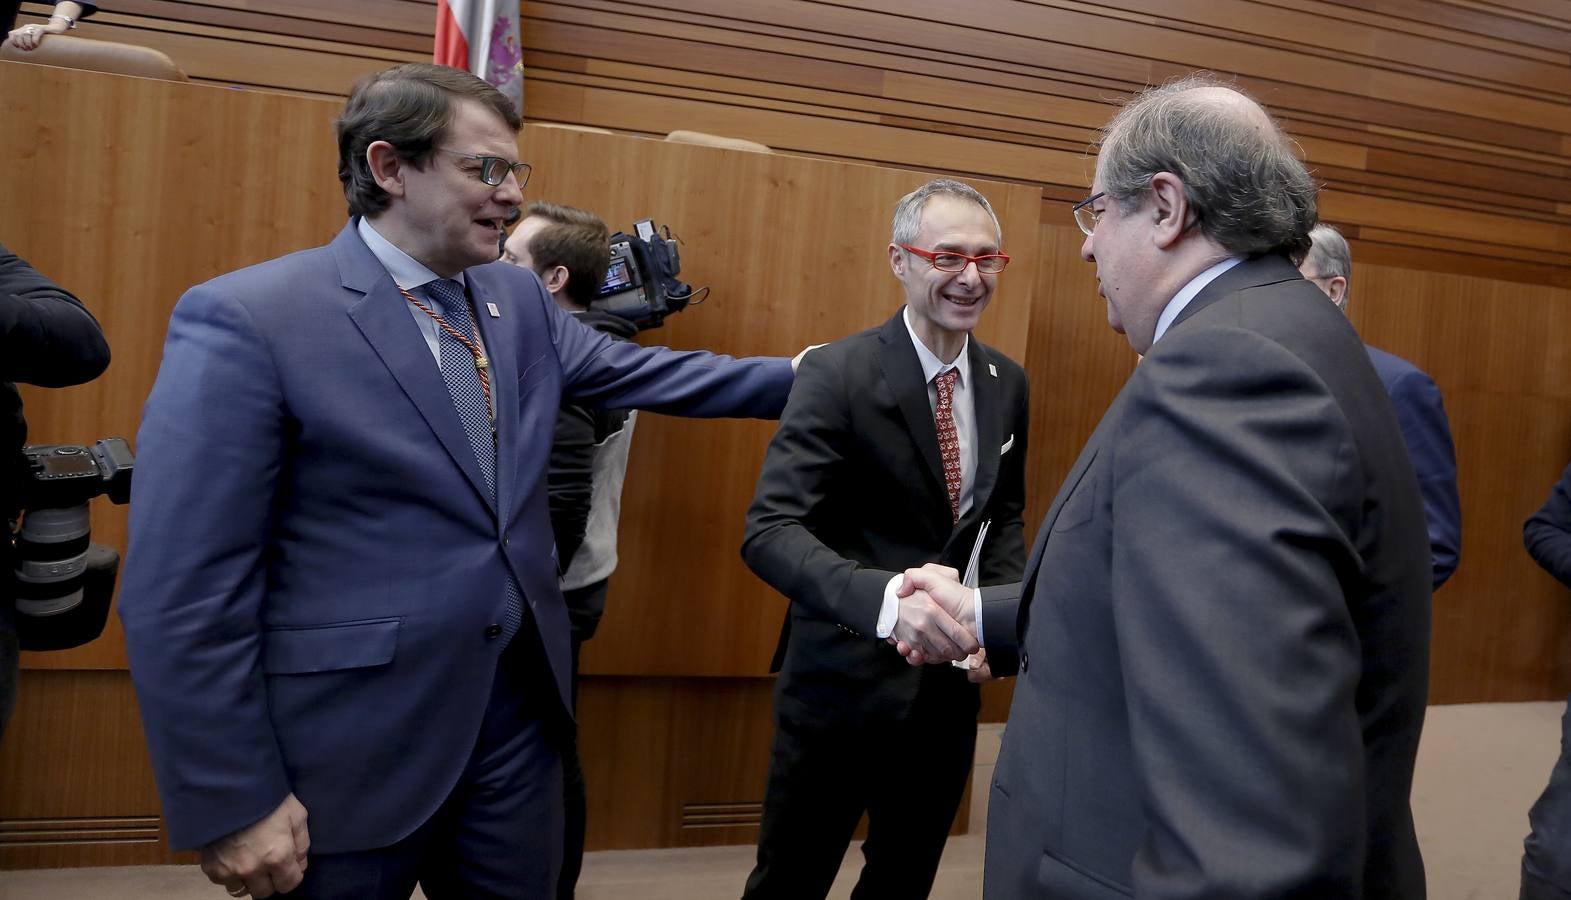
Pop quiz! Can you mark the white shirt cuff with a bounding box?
[876,574,902,639]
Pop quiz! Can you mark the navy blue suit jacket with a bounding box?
[1525,462,1571,587]
[119,222,792,851]
[1366,345,1461,589]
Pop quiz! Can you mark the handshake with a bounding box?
[885,563,994,682]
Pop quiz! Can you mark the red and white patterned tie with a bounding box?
[933,368,962,522]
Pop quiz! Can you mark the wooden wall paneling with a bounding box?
[527,50,1101,156]
[1351,263,1571,703]
[1094,0,1570,94]
[1311,0,1571,54]
[1358,148,1571,207]
[0,672,190,867]
[1314,166,1564,220]
[22,1,1567,277]
[528,0,1156,97]
[81,18,422,96]
[1288,114,1567,176]
[575,677,971,851]
[1258,0,1569,63]
[111,0,437,49]
[1350,225,1571,272]
[526,81,1093,188]
[520,0,1571,282]
[1348,238,1571,293]
[577,677,776,849]
[1322,191,1570,256]
[16,0,426,98]
[18,0,1570,280]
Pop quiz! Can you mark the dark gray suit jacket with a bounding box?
[982,255,1431,899]
[744,309,1029,726]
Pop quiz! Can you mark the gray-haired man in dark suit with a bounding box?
[902,76,1432,898]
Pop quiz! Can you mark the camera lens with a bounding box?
[12,503,91,617]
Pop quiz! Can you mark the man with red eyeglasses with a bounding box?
[739,178,1029,899]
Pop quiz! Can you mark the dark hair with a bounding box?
[520,202,611,308]
[336,63,522,217]
[1098,73,1317,262]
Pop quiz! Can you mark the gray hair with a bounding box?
[891,179,1002,246]
[1097,73,1317,262]
[1304,223,1352,310]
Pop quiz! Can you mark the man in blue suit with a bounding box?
[119,63,796,900]
[1300,223,1462,589]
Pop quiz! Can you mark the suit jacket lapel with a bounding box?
[876,311,947,502]
[333,226,495,510]
[962,342,1003,530]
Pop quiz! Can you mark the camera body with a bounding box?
[590,219,695,330]
[10,438,133,650]
[19,438,133,509]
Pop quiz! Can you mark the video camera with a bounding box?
[591,219,707,331]
[10,438,133,651]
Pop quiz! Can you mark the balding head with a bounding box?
[1096,74,1318,262]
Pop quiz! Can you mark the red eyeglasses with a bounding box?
[899,244,1011,274]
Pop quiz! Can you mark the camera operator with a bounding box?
[501,202,633,900]
[1,242,110,739]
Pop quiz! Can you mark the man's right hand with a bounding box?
[890,566,978,666]
[200,793,310,898]
[891,565,978,663]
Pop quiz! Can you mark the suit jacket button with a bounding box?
[1020,650,1029,672]
[484,624,503,639]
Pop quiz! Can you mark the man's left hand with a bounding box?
[199,793,310,898]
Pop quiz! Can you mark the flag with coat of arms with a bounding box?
[434,0,524,113]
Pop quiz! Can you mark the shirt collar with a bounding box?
[901,305,969,386]
[1151,255,1242,346]
[356,216,466,293]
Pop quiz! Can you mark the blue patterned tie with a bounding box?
[426,278,522,644]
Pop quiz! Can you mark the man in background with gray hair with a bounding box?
[901,76,1431,897]
[1301,223,1461,590]
[739,178,1030,899]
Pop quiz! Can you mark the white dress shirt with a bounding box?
[875,308,980,640]
[1151,255,1242,347]
[357,216,488,364]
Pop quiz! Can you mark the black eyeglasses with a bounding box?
[434,148,532,188]
[1071,191,1105,236]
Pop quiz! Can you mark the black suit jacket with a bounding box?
[743,309,1028,725]
[982,255,1430,899]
